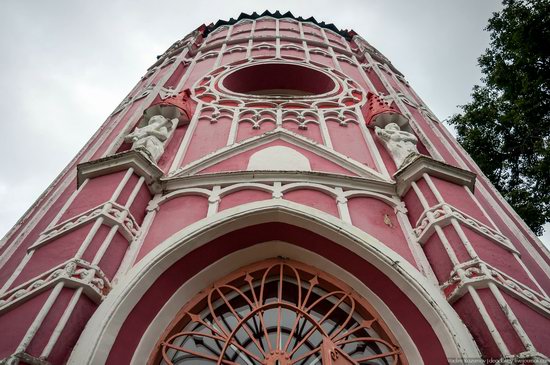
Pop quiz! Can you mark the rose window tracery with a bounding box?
[154,260,405,365]
[193,61,364,109]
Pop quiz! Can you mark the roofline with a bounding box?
[203,10,354,41]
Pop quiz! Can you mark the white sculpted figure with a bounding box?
[125,115,175,162]
[375,123,419,168]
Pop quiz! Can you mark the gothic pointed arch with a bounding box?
[68,200,480,364]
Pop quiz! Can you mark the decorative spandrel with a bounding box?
[155,260,405,365]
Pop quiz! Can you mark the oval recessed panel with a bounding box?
[222,63,336,97]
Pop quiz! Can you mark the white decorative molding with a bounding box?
[163,170,396,196]
[199,33,355,60]
[111,95,133,115]
[103,202,141,242]
[30,201,140,251]
[380,93,422,123]
[133,84,155,101]
[238,108,277,129]
[157,86,180,99]
[77,149,164,193]
[141,67,157,81]
[168,128,389,181]
[0,351,51,365]
[343,190,407,213]
[153,31,197,67]
[281,109,321,130]
[194,58,363,110]
[418,106,439,123]
[352,34,403,77]
[363,53,445,162]
[441,259,550,317]
[146,188,213,212]
[163,56,178,66]
[394,155,476,196]
[0,259,111,314]
[151,179,404,215]
[36,206,102,247]
[413,203,518,254]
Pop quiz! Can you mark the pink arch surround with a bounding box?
[68,201,480,364]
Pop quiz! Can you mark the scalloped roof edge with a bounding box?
[204,10,354,40]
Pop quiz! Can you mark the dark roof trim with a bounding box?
[204,10,353,41]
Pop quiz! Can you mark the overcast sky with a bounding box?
[1,0,547,246]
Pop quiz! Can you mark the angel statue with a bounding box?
[375,123,419,169]
[125,115,176,162]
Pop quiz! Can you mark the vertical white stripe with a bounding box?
[15,282,64,354]
[468,286,510,356]
[40,287,84,358]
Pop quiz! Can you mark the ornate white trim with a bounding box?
[198,36,355,67]
[77,149,163,193]
[152,30,198,68]
[169,127,389,181]
[343,190,407,213]
[414,203,518,254]
[191,60,361,109]
[0,259,110,314]
[0,351,51,365]
[441,259,550,317]
[29,202,140,251]
[394,155,476,196]
[157,86,180,100]
[165,170,396,196]
[352,34,402,76]
[152,177,403,213]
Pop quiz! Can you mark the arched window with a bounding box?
[152,260,405,365]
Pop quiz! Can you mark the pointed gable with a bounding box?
[169,128,389,182]
[200,139,352,175]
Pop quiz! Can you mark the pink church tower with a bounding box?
[1,11,549,365]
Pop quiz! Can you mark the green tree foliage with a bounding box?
[449,0,550,235]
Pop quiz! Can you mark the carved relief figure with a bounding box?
[375,123,419,168]
[125,115,175,162]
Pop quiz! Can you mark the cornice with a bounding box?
[394,155,477,196]
[162,170,397,196]
[77,149,164,193]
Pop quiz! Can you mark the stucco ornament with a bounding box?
[375,123,419,168]
[125,115,176,162]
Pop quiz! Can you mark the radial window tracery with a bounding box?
[155,260,405,365]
